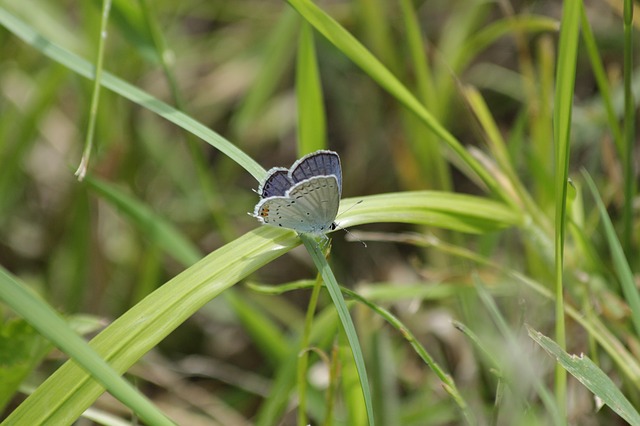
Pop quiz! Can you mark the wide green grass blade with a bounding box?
[300,234,374,426]
[0,267,175,426]
[0,6,264,181]
[338,192,521,233]
[4,227,300,425]
[528,326,640,426]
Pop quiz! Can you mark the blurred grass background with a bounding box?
[1,0,640,424]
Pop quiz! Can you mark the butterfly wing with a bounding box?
[254,175,340,234]
[258,167,293,197]
[290,151,342,196]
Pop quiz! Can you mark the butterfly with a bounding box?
[253,150,342,235]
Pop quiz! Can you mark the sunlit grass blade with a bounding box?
[0,6,265,181]
[357,0,398,73]
[4,228,299,424]
[0,267,175,426]
[296,22,326,154]
[337,192,521,234]
[89,174,291,376]
[300,234,374,426]
[528,326,640,425]
[398,0,435,112]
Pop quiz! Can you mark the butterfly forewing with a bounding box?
[255,175,339,234]
[259,167,293,197]
[291,151,342,196]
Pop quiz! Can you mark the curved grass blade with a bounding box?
[6,187,518,423]
[337,191,521,234]
[284,0,510,204]
[3,227,300,425]
[0,267,175,426]
[0,6,264,181]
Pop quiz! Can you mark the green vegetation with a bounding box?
[1,0,639,424]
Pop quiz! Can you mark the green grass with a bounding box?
[1,0,639,425]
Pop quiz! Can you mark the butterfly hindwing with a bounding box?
[254,175,339,234]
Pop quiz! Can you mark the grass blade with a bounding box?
[296,22,326,154]
[285,0,509,203]
[84,176,201,266]
[552,0,582,415]
[74,0,111,180]
[622,0,636,253]
[528,325,640,426]
[4,228,300,424]
[583,172,640,337]
[300,234,374,426]
[0,6,264,181]
[0,267,175,426]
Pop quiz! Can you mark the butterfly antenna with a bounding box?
[337,199,363,217]
[345,227,367,247]
[333,222,367,247]
[333,200,366,246]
